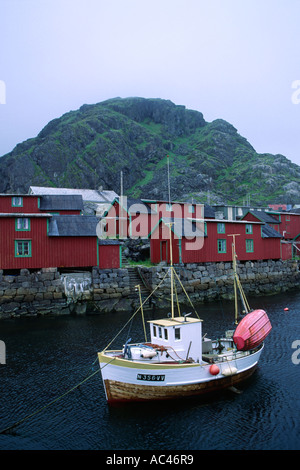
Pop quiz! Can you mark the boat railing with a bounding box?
[203,342,263,363]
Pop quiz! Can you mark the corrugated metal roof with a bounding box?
[261,224,282,238]
[39,195,84,211]
[98,239,120,245]
[245,210,280,224]
[29,186,118,203]
[48,215,98,236]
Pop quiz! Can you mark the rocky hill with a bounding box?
[1,97,300,205]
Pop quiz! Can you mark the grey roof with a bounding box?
[39,195,84,211]
[204,204,215,218]
[243,210,279,224]
[98,239,120,245]
[29,186,118,203]
[141,199,208,217]
[48,215,98,237]
[261,224,282,238]
[156,217,206,238]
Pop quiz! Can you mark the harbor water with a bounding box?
[0,289,300,451]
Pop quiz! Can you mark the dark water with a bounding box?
[0,289,300,451]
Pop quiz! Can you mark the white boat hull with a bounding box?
[98,344,263,403]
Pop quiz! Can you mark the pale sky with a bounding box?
[1,0,300,166]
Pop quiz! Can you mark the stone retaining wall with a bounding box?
[140,259,300,305]
[0,260,299,319]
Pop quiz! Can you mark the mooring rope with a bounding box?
[0,365,101,435]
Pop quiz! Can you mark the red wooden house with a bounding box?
[149,217,282,264]
[0,194,120,271]
[102,197,153,239]
[265,210,300,240]
[101,198,211,240]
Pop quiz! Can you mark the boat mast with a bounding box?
[167,154,175,320]
[135,284,147,342]
[228,234,239,325]
[169,221,175,320]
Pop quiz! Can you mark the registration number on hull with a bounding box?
[137,374,165,382]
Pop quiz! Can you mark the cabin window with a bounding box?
[12,197,23,207]
[174,327,181,341]
[188,205,195,214]
[158,327,162,339]
[164,328,168,340]
[245,224,253,234]
[217,223,225,234]
[15,240,31,257]
[246,239,254,253]
[153,325,157,337]
[217,239,226,253]
[15,218,30,231]
[166,204,172,212]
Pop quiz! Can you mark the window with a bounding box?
[164,329,168,340]
[218,239,226,253]
[15,240,31,257]
[188,205,195,214]
[246,239,254,253]
[153,325,157,337]
[217,223,225,234]
[166,204,172,212]
[174,327,181,341]
[12,196,23,207]
[245,224,253,234]
[15,218,30,231]
[158,327,162,339]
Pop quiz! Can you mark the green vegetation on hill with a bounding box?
[1,97,300,206]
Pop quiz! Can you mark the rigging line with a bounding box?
[103,268,170,352]
[0,368,101,436]
[174,275,181,317]
[235,275,250,312]
[172,267,200,319]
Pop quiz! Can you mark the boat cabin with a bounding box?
[148,315,203,363]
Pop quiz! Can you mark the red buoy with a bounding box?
[284,308,289,311]
[209,364,220,375]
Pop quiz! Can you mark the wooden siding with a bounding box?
[281,242,293,260]
[104,202,152,238]
[182,221,281,262]
[0,216,98,270]
[98,245,120,269]
[150,222,180,264]
[0,195,39,213]
[150,220,281,264]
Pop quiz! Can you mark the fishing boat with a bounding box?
[97,228,272,403]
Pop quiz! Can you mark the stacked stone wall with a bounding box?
[0,260,299,319]
[140,259,300,305]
